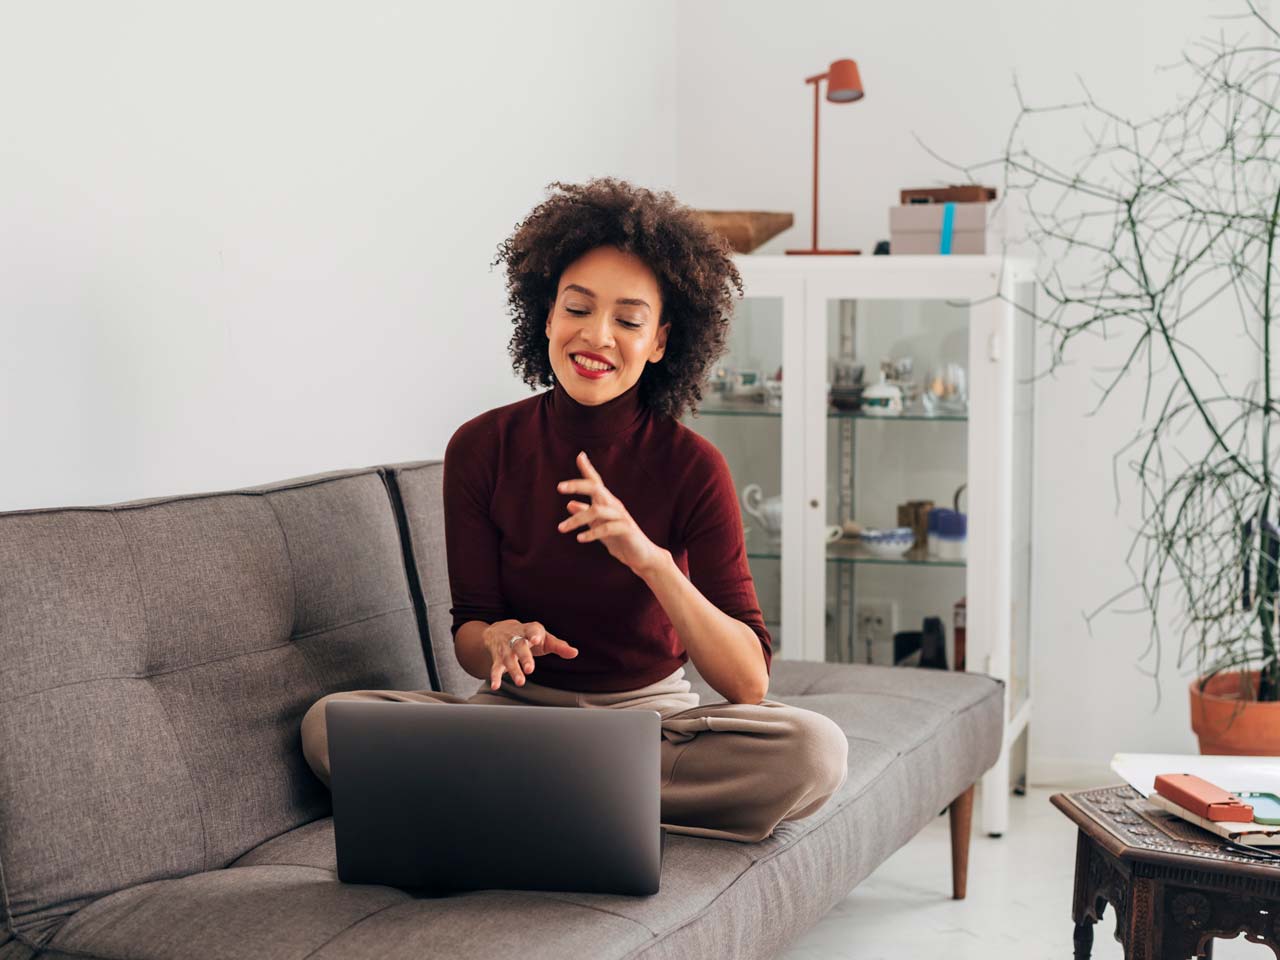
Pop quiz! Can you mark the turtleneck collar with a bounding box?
[545,377,648,445]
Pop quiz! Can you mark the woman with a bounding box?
[302,177,848,843]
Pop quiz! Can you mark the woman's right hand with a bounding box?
[482,620,579,690]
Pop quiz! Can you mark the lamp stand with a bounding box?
[787,75,860,255]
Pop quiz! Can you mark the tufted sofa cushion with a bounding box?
[0,467,430,951]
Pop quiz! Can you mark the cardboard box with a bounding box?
[889,202,992,255]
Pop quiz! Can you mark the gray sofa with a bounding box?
[0,461,1004,960]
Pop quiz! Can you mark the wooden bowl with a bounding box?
[696,211,795,253]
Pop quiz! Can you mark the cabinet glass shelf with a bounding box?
[744,528,965,567]
[693,396,967,422]
[825,541,966,568]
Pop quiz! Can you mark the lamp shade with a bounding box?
[826,59,863,102]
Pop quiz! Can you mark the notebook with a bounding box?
[1147,792,1280,847]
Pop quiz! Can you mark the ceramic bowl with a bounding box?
[829,384,865,411]
[860,526,915,558]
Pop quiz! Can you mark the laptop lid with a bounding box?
[326,700,664,896]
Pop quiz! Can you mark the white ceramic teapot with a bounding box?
[741,485,845,545]
[741,484,784,541]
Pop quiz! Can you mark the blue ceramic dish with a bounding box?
[860,526,914,557]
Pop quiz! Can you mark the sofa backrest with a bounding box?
[382,460,476,697]
[0,466,431,947]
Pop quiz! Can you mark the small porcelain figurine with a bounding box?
[860,373,904,416]
[741,484,783,541]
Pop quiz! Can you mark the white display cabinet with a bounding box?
[680,255,1035,837]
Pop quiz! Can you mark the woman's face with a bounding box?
[544,245,669,406]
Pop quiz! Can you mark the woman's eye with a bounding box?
[566,307,640,329]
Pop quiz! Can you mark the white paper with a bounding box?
[1111,752,1280,798]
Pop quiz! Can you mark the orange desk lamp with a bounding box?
[786,58,864,256]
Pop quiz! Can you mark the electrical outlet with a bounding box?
[855,599,898,665]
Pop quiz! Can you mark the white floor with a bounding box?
[777,784,1272,959]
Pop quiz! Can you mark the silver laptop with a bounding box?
[326,699,666,896]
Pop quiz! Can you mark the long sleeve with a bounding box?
[680,445,773,675]
[442,419,508,637]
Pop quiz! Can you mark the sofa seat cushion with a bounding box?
[729,660,1003,862]
[38,863,656,960]
[39,660,1002,960]
[41,834,752,960]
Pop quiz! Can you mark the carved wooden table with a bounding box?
[1053,785,1280,959]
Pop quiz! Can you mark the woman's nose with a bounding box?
[581,316,615,347]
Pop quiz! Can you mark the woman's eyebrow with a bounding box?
[563,283,651,310]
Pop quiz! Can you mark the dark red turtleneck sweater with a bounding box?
[442,377,772,693]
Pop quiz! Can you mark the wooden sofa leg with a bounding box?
[949,784,975,900]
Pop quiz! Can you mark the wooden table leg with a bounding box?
[1128,876,1159,960]
[1073,919,1094,959]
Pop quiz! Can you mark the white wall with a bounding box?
[673,0,1268,781]
[0,0,678,510]
[5,0,1269,780]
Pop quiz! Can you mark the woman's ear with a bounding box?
[650,321,670,362]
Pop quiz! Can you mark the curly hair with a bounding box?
[491,177,743,421]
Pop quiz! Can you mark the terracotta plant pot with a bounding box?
[1189,670,1280,755]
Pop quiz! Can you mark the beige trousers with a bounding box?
[301,666,849,843]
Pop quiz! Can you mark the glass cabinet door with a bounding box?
[804,258,1037,837]
[678,275,805,660]
[820,297,970,669]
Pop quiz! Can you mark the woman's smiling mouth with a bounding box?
[571,353,615,378]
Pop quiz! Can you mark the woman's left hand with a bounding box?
[557,451,667,576]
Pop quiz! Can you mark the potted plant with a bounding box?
[966,4,1280,752]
